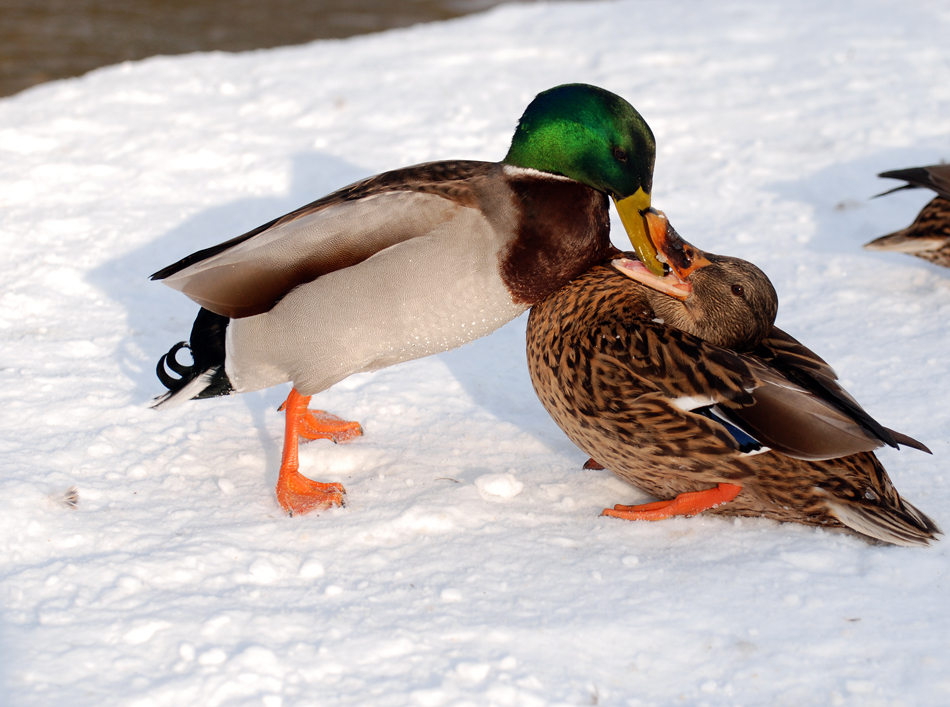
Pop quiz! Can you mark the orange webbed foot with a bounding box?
[299,409,363,443]
[602,483,742,521]
[276,469,345,516]
[276,401,363,444]
[275,388,351,516]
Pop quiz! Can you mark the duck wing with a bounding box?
[718,326,930,459]
[754,326,836,376]
[152,161,497,318]
[606,322,927,461]
[876,164,950,200]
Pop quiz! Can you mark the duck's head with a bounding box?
[504,84,660,272]
[612,211,778,351]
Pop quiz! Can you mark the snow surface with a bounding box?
[2,1,950,705]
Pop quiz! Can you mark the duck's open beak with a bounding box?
[647,210,712,278]
[611,210,712,301]
[613,188,664,276]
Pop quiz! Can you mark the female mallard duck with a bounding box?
[153,83,659,516]
[527,211,940,546]
[864,164,950,267]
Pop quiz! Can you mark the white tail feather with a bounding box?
[150,367,220,409]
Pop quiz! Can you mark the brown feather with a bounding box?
[865,197,950,268]
[877,164,950,200]
[527,258,939,546]
[866,164,950,268]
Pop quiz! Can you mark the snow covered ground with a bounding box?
[2,0,950,704]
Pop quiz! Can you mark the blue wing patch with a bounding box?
[694,405,764,454]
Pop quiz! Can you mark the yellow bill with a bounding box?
[613,188,663,276]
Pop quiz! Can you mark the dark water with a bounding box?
[0,0,517,98]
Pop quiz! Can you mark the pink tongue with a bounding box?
[615,257,678,283]
[612,257,692,299]
[614,258,651,275]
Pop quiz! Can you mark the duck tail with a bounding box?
[820,468,942,547]
[824,496,941,547]
[152,308,233,409]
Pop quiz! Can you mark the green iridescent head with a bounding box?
[503,83,655,199]
[504,84,663,274]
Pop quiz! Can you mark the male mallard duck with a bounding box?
[527,211,940,546]
[864,164,950,267]
[153,83,659,516]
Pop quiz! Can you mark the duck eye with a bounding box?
[731,284,745,297]
[613,147,627,162]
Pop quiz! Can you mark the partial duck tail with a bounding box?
[825,495,941,548]
[819,454,941,547]
[153,308,233,408]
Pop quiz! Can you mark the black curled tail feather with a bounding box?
[156,342,192,390]
[153,308,233,408]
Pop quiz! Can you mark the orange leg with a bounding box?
[602,483,742,521]
[275,388,358,516]
[583,458,605,470]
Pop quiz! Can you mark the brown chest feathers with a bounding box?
[500,174,612,305]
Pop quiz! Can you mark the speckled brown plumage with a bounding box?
[864,164,950,268]
[527,255,940,546]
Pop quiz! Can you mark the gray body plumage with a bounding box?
[221,202,526,395]
[154,160,613,400]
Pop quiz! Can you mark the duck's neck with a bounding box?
[499,173,612,306]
